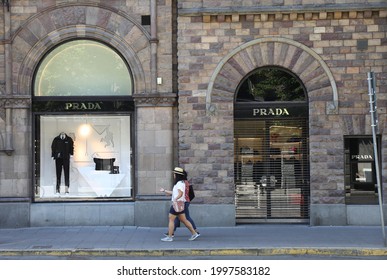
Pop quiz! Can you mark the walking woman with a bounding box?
[170,170,200,237]
[160,167,200,242]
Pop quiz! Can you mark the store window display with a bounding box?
[344,136,380,204]
[36,115,132,199]
[51,132,74,194]
[32,39,134,201]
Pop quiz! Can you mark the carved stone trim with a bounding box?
[180,4,385,20]
[133,93,177,107]
[0,81,5,95]
[326,101,339,115]
[0,96,31,120]
[0,96,31,109]
[200,10,380,23]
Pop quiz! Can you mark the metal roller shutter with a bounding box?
[234,119,310,223]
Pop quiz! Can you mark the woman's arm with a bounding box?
[160,187,172,196]
[175,189,183,200]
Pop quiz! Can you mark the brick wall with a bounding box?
[177,2,387,204]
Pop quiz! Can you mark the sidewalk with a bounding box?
[0,225,387,258]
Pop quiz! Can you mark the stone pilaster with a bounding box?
[134,94,177,198]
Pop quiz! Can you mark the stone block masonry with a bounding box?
[177,2,387,205]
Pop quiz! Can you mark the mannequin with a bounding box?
[51,132,74,194]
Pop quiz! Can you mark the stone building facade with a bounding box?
[0,0,386,228]
[0,0,179,227]
[177,0,387,225]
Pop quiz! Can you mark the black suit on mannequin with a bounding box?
[51,132,74,193]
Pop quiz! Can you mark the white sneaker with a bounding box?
[161,236,173,242]
[189,233,199,241]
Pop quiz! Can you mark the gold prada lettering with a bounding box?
[253,108,290,116]
[65,102,102,110]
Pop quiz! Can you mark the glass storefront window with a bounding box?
[34,40,132,96]
[33,39,134,201]
[344,136,381,204]
[35,115,132,199]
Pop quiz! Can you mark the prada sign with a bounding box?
[253,108,289,116]
[234,104,307,119]
[65,102,102,110]
[32,100,134,112]
[351,154,373,161]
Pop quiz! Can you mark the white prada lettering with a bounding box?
[65,102,102,110]
[253,108,290,116]
[352,155,373,160]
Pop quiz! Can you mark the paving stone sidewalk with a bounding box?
[0,225,386,258]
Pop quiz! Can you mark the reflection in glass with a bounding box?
[236,67,306,102]
[354,163,373,183]
[34,40,132,96]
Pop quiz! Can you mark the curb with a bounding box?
[1,248,387,258]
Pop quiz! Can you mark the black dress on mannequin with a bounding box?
[51,132,74,194]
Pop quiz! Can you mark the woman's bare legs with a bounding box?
[167,214,177,236]
[178,213,196,235]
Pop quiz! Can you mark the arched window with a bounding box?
[234,67,309,222]
[34,40,132,96]
[236,67,306,102]
[33,39,134,201]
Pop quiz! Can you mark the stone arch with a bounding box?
[206,37,338,115]
[12,4,151,96]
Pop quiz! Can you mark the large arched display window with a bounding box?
[234,67,310,223]
[32,39,134,201]
[34,40,132,96]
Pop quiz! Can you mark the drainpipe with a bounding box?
[3,0,14,155]
[150,0,158,94]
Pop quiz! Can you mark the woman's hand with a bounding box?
[160,188,172,196]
